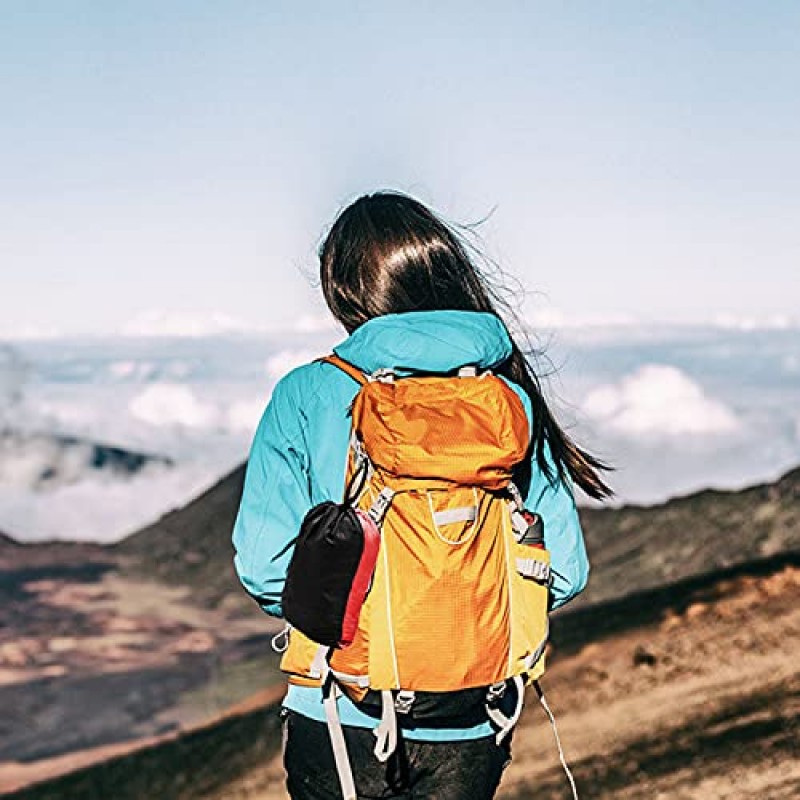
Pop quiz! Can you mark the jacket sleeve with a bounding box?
[232,373,311,617]
[525,452,590,610]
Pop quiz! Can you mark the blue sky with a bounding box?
[2,1,798,336]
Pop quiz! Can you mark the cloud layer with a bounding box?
[1,329,799,541]
[581,364,740,439]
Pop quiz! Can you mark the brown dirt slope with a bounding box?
[7,553,798,800]
[500,556,800,799]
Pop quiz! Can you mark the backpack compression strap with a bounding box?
[319,354,368,386]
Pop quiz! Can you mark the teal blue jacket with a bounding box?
[232,310,590,740]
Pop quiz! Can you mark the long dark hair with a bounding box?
[319,191,612,500]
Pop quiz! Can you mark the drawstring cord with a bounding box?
[535,681,579,800]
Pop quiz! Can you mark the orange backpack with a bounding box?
[279,355,553,797]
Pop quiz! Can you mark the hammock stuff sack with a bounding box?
[282,499,381,649]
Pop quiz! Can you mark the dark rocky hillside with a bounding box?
[577,465,800,607]
[114,465,246,608]
[0,531,21,550]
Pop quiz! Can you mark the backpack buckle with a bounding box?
[486,681,507,706]
[369,368,396,384]
[367,488,396,525]
[394,690,416,714]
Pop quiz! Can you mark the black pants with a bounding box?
[283,711,511,800]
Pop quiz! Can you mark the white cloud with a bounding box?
[265,348,319,379]
[0,431,172,492]
[581,364,740,438]
[0,463,217,543]
[0,324,63,341]
[782,354,799,375]
[121,309,258,338]
[293,313,341,334]
[2,329,798,542]
[108,360,160,381]
[108,360,138,380]
[711,312,798,331]
[226,399,265,434]
[0,434,90,489]
[525,305,638,330]
[129,385,268,436]
[129,384,218,428]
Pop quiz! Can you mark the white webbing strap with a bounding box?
[507,481,525,511]
[485,675,525,745]
[346,430,380,508]
[310,643,329,679]
[510,508,531,539]
[372,689,399,762]
[535,681,579,800]
[317,647,357,800]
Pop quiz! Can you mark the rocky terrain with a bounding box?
[0,465,798,797]
[6,552,798,800]
[575,465,800,607]
[501,553,800,799]
[0,485,281,788]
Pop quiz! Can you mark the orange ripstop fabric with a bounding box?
[353,373,529,491]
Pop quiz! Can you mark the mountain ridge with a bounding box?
[114,462,800,610]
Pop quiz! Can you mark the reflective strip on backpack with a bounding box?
[330,670,371,688]
[431,505,478,526]
[427,488,481,546]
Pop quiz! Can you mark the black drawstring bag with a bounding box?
[282,464,379,648]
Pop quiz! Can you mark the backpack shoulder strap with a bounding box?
[318,354,368,386]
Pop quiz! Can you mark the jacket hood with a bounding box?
[333,311,513,374]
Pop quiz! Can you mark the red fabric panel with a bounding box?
[340,510,381,647]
